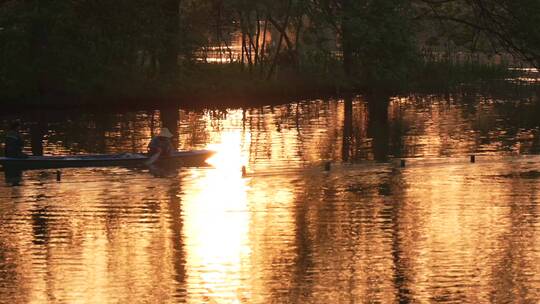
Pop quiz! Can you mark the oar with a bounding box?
[144,151,161,166]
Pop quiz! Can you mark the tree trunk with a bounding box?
[260,18,269,73]
[341,0,355,78]
[266,0,293,79]
[160,0,180,78]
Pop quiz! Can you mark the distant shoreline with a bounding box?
[0,85,340,113]
[1,66,535,113]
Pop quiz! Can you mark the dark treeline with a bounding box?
[0,0,539,104]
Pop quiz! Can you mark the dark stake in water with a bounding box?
[0,91,540,303]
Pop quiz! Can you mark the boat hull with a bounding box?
[0,150,215,170]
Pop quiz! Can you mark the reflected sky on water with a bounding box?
[1,92,540,303]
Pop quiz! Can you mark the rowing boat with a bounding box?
[0,150,215,170]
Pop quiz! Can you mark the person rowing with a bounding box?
[4,121,28,159]
[146,127,174,165]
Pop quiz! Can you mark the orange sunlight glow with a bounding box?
[205,130,250,171]
[183,130,252,303]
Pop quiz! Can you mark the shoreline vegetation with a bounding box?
[1,61,531,111]
[1,1,539,109]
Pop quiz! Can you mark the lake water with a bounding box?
[1,88,540,303]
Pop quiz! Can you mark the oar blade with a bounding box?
[144,152,161,166]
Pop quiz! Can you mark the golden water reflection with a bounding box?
[1,95,540,303]
[183,130,251,303]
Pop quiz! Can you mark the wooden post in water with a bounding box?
[470,155,476,163]
[400,159,406,168]
[56,170,61,181]
[324,162,331,171]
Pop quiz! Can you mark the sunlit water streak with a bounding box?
[0,94,540,303]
